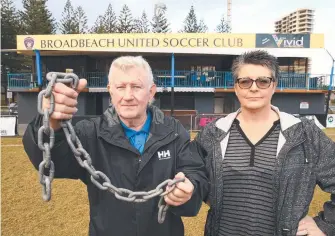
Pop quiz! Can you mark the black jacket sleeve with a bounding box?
[308,121,335,235]
[169,121,209,217]
[22,115,89,183]
[191,123,214,205]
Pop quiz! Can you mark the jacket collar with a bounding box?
[102,104,165,128]
[215,105,301,133]
[98,105,173,154]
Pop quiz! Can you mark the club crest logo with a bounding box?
[24,37,35,49]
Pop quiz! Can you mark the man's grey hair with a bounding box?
[231,50,280,81]
[108,56,154,87]
[108,56,155,105]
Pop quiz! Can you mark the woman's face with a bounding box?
[235,64,276,110]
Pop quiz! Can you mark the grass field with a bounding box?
[1,129,334,236]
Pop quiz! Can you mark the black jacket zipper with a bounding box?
[136,131,177,175]
[135,131,178,236]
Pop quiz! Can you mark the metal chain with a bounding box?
[36,72,184,223]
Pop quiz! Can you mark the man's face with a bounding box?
[235,64,276,110]
[107,66,156,121]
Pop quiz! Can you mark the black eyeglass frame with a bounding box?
[235,77,275,89]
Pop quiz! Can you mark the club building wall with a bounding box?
[16,52,320,135]
[17,90,325,135]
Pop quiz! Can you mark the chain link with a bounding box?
[36,72,184,223]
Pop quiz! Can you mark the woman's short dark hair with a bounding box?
[231,50,280,81]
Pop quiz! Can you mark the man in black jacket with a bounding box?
[23,55,208,236]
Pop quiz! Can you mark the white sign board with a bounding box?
[300,102,309,109]
[327,114,335,128]
[7,91,12,99]
[0,116,16,136]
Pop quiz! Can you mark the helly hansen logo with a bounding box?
[157,150,171,160]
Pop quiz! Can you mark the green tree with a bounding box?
[135,11,150,33]
[1,0,31,103]
[118,4,135,33]
[75,6,88,33]
[103,3,118,33]
[216,14,231,33]
[20,0,56,34]
[59,0,77,34]
[197,19,208,33]
[90,15,106,33]
[1,0,21,58]
[180,5,207,33]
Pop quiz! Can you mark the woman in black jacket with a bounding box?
[194,50,335,236]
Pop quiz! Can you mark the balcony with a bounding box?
[7,71,327,91]
[7,72,108,89]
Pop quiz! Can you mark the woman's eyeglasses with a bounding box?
[236,77,274,89]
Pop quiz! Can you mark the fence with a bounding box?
[167,113,227,133]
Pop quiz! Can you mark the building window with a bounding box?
[278,57,308,74]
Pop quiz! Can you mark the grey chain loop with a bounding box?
[158,196,170,224]
[36,72,185,223]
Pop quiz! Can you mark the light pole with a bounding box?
[154,3,175,116]
[171,53,175,117]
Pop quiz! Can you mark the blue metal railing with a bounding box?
[8,73,35,88]
[77,72,108,88]
[154,70,235,88]
[153,70,327,90]
[277,73,326,90]
[7,70,328,90]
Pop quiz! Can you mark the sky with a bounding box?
[13,0,335,75]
